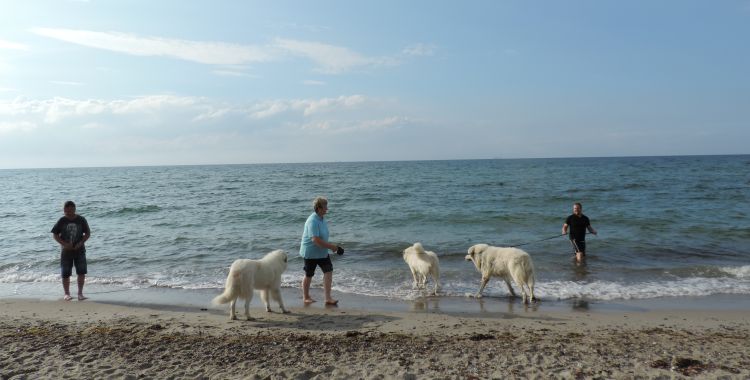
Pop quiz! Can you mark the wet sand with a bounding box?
[1,291,749,379]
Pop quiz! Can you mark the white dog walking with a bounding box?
[465,243,537,303]
[403,242,441,295]
[212,249,290,320]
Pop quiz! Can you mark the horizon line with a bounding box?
[1,153,748,171]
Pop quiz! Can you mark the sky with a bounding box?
[1,0,749,169]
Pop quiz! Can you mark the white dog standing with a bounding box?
[465,243,537,303]
[212,249,290,320]
[403,242,441,295]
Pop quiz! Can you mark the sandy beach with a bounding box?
[1,291,749,380]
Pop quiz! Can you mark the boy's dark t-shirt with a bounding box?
[565,214,590,241]
[51,215,90,254]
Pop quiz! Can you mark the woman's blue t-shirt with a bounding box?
[299,212,329,259]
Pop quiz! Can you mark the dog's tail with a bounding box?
[212,268,242,305]
[515,254,535,295]
[413,242,426,254]
[522,254,536,282]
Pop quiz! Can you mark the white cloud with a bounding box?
[248,95,367,119]
[249,100,291,119]
[402,43,436,57]
[0,94,428,168]
[192,107,232,123]
[0,121,37,134]
[1,94,375,128]
[0,39,30,50]
[0,95,203,124]
[302,95,365,115]
[30,28,401,74]
[301,116,406,133]
[31,28,276,65]
[51,80,84,86]
[274,38,399,74]
[212,70,256,77]
[303,80,326,86]
[108,95,201,114]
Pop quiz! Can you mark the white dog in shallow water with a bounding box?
[465,244,537,303]
[403,242,441,295]
[212,249,290,320]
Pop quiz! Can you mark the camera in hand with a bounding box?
[336,246,344,255]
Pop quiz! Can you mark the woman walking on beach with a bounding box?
[299,196,344,306]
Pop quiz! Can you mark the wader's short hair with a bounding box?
[64,200,76,209]
[574,202,582,209]
[312,196,328,212]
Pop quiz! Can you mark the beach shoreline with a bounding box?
[2,290,749,379]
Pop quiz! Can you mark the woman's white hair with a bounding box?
[312,196,328,212]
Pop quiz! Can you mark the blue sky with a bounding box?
[1,0,749,169]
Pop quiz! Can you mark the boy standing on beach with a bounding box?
[51,201,91,301]
[562,202,597,262]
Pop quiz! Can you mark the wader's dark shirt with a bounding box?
[565,214,590,241]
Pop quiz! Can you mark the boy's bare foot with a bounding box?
[303,298,316,304]
[63,295,73,301]
[78,295,88,301]
[325,299,338,306]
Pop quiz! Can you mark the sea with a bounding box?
[2,155,749,308]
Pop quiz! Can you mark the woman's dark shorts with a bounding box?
[61,251,87,278]
[303,256,333,277]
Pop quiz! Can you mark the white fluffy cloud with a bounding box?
[31,28,275,65]
[274,38,398,74]
[0,39,30,51]
[0,94,414,167]
[0,94,398,136]
[402,43,436,57]
[248,95,367,119]
[31,28,401,74]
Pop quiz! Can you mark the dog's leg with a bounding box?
[432,266,440,296]
[410,268,419,289]
[519,283,528,304]
[475,276,490,298]
[261,289,271,312]
[245,292,254,321]
[503,278,517,298]
[271,287,290,314]
[229,298,237,320]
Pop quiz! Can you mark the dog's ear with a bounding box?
[466,245,476,260]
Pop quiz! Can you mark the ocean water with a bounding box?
[1,156,749,303]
